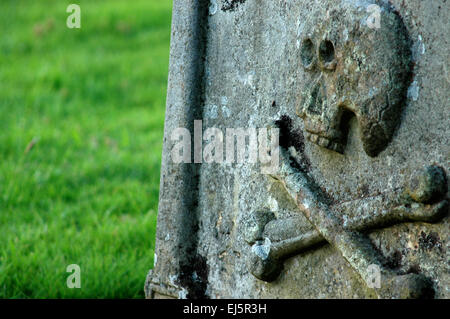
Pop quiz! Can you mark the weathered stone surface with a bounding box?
[146,0,449,299]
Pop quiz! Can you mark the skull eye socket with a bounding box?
[319,40,336,70]
[300,39,315,69]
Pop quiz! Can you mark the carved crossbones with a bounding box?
[246,148,448,299]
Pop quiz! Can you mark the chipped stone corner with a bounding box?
[145,270,186,299]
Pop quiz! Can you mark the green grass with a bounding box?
[0,0,172,298]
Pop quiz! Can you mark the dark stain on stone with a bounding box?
[358,184,370,198]
[372,244,397,270]
[415,277,436,299]
[275,114,311,172]
[407,263,421,274]
[221,0,246,12]
[385,270,436,299]
[179,254,209,299]
[429,165,448,203]
[385,250,403,269]
[176,1,210,300]
[419,231,442,251]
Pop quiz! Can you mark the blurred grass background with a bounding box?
[0,0,172,298]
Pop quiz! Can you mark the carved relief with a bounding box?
[246,159,448,288]
[245,1,448,298]
[297,1,411,156]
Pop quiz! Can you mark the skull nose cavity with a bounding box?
[319,40,336,71]
[306,81,325,115]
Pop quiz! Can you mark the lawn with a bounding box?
[0,0,172,298]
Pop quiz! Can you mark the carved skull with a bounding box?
[297,1,411,157]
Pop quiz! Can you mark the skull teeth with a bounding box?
[306,133,344,154]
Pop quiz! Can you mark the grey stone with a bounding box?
[146,0,449,299]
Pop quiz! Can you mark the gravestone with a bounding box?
[145,0,449,299]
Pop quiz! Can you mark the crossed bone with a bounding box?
[246,147,448,299]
